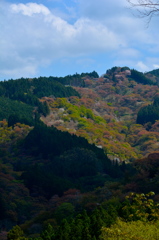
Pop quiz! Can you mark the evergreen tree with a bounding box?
[40,224,55,240]
[56,219,71,240]
[7,225,27,240]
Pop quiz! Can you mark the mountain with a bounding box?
[1,67,159,239]
[41,67,159,160]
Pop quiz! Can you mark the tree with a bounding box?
[7,225,27,240]
[121,192,159,222]
[100,219,159,240]
[127,0,159,24]
[40,224,55,240]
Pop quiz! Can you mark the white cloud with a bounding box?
[11,3,50,16]
[0,0,159,79]
[153,64,159,69]
[0,1,127,79]
[136,61,150,72]
[1,65,38,80]
[135,59,159,73]
[134,58,159,73]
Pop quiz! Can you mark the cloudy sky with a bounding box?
[1,0,159,80]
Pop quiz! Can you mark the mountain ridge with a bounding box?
[2,66,159,239]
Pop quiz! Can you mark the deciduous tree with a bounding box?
[127,0,159,24]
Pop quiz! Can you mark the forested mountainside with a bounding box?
[41,67,159,160]
[2,67,159,239]
[0,76,80,126]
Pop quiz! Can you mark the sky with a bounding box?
[1,0,159,80]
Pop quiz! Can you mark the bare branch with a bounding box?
[127,0,159,25]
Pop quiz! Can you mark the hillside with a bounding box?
[0,76,80,127]
[2,67,159,239]
[41,67,159,161]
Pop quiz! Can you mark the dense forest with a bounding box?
[137,94,159,126]
[1,67,159,239]
[0,76,80,126]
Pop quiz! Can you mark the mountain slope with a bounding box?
[41,67,159,160]
[1,67,159,238]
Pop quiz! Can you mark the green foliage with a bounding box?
[0,97,34,126]
[53,148,102,179]
[3,66,159,240]
[7,225,27,240]
[50,97,138,160]
[54,203,75,223]
[21,163,73,198]
[147,68,159,77]
[81,71,99,78]
[100,219,159,240]
[130,69,155,85]
[121,66,130,72]
[40,224,55,240]
[21,122,117,197]
[120,192,159,222]
[37,207,117,240]
[54,71,99,87]
[137,96,159,125]
[0,77,80,99]
[0,76,80,126]
[106,66,119,75]
[56,219,71,240]
[107,103,112,106]
[32,77,80,98]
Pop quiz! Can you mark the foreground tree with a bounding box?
[100,219,159,240]
[7,225,27,240]
[127,0,159,23]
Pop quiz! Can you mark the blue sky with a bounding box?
[1,0,159,80]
